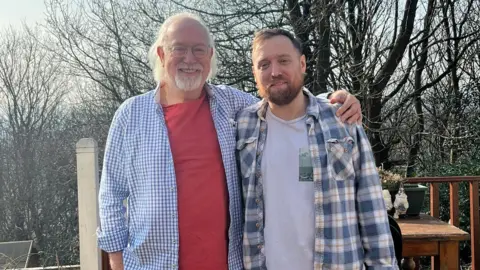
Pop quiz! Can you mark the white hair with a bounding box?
[147,12,218,83]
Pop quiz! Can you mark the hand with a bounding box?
[329,90,362,125]
[109,251,124,270]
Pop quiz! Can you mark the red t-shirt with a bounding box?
[162,91,229,270]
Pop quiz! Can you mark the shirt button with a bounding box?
[257,244,262,249]
[172,264,177,268]
[255,199,260,204]
[256,223,260,228]
[170,186,175,191]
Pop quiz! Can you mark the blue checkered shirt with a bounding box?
[236,89,398,269]
[97,83,257,270]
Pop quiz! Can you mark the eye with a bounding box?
[259,62,270,70]
[279,59,290,64]
[193,46,207,56]
[172,46,187,55]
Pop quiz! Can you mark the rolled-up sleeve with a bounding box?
[97,102,130,252]
[351,125,398,269]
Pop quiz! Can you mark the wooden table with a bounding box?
[397,214,470,270]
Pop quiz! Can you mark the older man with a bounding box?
[97,13,362,270]
[236,28,397,270]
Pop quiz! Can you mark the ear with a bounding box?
[157,46,165,65]
[300,54,306,73]
[209,47,214,58]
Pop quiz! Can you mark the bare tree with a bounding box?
[0,25,79,266]
[135,0,479,173]
[44,0,161,106]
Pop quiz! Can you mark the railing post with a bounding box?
[470,181,479,270]
[76,138,101,270]
[430,183,440,218]
[450,182,459,226]
[430,184,440,270]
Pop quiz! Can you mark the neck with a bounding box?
[268,89,308,121]
[158,82,204,106]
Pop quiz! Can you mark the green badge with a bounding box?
[299,147,314,182]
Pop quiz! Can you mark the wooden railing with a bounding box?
[406,176,480,269]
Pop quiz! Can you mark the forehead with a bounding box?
[252,35,299,62]
[165,19,209,45]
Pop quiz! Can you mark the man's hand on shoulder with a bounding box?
[329,89,362,125]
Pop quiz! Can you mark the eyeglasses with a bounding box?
[166,45,210,58]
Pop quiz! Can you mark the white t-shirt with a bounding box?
[262,108,315,270]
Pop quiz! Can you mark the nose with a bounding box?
[183,48,196,63]
[270,62,282,77]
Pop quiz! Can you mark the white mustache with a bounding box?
[177,63,203,71]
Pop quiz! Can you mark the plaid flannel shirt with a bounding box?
[235,88,398,270]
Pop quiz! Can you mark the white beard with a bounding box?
[174,73,204,92]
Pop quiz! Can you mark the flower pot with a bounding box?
[388,184,428,216]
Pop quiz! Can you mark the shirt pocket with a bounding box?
[236,136,258,178]
[327,137,355,181]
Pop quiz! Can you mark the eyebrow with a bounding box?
[277,54,292,58]
[256,53,292,64]
[170,41,208,47]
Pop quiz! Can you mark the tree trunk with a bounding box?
[313,0,333,94]
[368,0,418,167]
[288,0,315,89]
[406,0,435,177]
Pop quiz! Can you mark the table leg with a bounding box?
[401,258,415,270]
[414,258,420,270]
[435,241,459,270]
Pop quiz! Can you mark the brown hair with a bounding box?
[251,28,303,55]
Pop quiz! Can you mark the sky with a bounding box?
[0,0,47,29]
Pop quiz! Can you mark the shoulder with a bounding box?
[316,96,340,122]
[312,96,359,138]
[236,100,263,121]
[125,90,155,108]
[111,90,155,124]
[210,83,252,98]
[209,83,259,109]
[235,100,263,145]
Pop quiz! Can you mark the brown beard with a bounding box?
[259,76,304,106]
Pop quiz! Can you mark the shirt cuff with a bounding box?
[97,227,128,253]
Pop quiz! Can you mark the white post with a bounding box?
[76,138,101,270]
